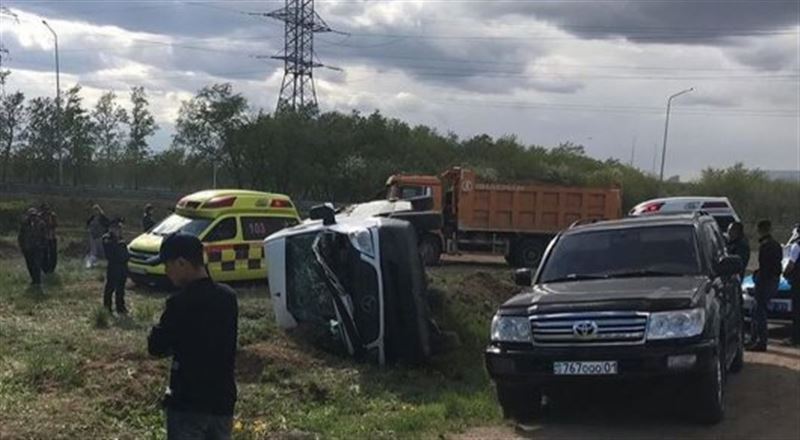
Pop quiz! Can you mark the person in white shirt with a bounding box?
[784,225,800,345]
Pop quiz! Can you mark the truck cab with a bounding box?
[386,174,443,210]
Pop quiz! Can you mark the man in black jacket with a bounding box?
[142,204,156,232]
[726,222,750,279]
[148,234,238,440]
[102,218,129,314]
[751,219,783,351]
[18,208,47,286]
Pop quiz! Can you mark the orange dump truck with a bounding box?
[386,167,622,267]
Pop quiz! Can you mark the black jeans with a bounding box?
[23,249,43,285]
[166,409,233,440]
[42,238,58,274]
[104,267,127,312]
[754,278,779,347]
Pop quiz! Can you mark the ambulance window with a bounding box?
[241,217,298,241]
[203,217,237,242]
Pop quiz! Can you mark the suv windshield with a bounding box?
[539,225,701,283]
[150,213,212,237]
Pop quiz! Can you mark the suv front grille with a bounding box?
[530,311,649,346]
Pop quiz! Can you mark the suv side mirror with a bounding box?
[715,255,743,277]
[310,204,336,225]
[513,268,533,287]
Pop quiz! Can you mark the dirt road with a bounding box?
[453,324,800,440]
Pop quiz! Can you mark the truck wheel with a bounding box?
[496,383,542,422]
[418,235,442,266]
[513,239,545,268]
[690,350,725,424]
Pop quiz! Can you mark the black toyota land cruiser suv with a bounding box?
[485,213,744,424]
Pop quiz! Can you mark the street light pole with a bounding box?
[659,87,694,183]
[42,20,62,186]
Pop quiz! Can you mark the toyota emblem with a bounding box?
[573,321,599,339]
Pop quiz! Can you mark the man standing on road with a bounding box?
[783,224,800,345]
[142,204,156,232]
[102,218,129,314]
[750,219,783,352]
[17,208,47,286]
[148,234,238,440]
[726,221,750,278]
[39,203,58,274]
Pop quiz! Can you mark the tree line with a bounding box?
[1,80,798,233]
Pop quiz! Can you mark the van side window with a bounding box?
[203,217,237,242]
[241,217,298,241]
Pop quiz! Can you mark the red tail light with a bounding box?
[270,199,293,208]
[641,202,664,213]
[203,196,236,209]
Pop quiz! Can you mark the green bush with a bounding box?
[0,200,27,234]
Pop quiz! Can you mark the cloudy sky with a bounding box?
[1,0,798,179]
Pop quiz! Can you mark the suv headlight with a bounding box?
[646,308,705,340]
[490,315,531,342]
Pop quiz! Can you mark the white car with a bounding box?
[629,197,741,231]
[263,205,433,365]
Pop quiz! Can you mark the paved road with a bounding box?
[454,323,800,440]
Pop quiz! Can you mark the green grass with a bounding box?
[0,252,510,439]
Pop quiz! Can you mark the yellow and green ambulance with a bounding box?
[127,189,300,286]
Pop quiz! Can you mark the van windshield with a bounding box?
[150,213,212,237]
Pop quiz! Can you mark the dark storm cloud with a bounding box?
[468,0,800,44]
[315,7,564,94]
[320,34,553,94]
[5,0,272,39]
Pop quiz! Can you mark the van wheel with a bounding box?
[496,383,542,422]
[418,235,442,266]
[691,349,725,424]
[512,239,545,268]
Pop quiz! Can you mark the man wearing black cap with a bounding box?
[148,233,238,440]
[102,218,129,314]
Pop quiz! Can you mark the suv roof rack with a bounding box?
[626,210,712,219]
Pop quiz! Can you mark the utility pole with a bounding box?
[42,19,63,186]
[252,0,334,113]
[629,135,637,168]
[659,87,693,183]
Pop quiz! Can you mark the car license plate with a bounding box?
[768,299,792,313]
[128,266,147,275]
[553,361,618,376]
